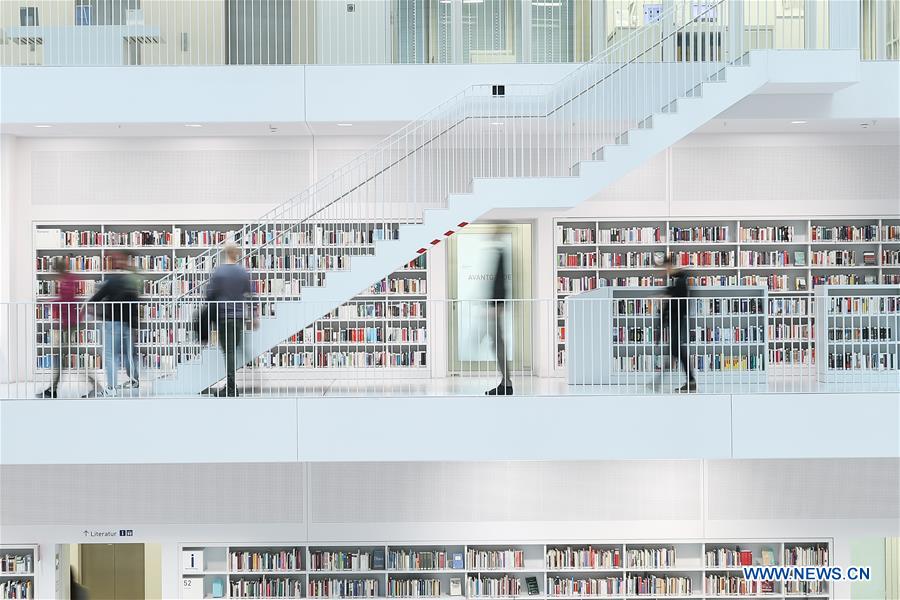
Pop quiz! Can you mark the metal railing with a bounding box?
[2,295,898,398]
[0,0,893,66]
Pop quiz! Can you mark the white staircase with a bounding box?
[154,2,770,395]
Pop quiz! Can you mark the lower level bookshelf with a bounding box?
[178,540,832,600]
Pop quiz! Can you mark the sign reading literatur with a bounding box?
[82,529,134,538]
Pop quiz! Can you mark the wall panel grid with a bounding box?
[309,461,702,524]
[671,145,900,204]
[32,220,429,375]
[554,215,900,370]
[706,458,900,521]
[0,463,305,526]
[31,149,313,206]
[177,539,835,600]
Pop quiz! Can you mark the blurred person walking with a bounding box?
[88,251,141,396]
[206,244,252,397]
[486,247,513,396]
[36,258,98,398]
[656,255,697,392]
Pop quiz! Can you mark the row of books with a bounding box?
[692,353,765,372]
[308,551,374,572]
[466,575,520,597]
[247,225,398,247]
[625,548,676,569]
[558,226,596,244]
[785,580,828,594]
[545,547,622,570]
[671,251,735,267]
[829,296,899,315]
[705,547,775,568]
[386,578,442,597]
[739,274,805,290]
[768,323,813,341]
[884,274,900,284]
[387,550,462,571]
[466,550,525,571]
[323,301,427,320]
[308,578,379,598]
[739,225,795,242]
[229,549,304,572]
[705,575,770,595]
[827,352,897,370]
[612,327,666,344]
[246,254,350,270]
[36,329,98,345]
[52,229,178,247]
[597,226,663,244]
[670,225,730,243]
[0,555,32,574]
[230,576,303,598]
[769,297,811,316]
[35,353,102,369]
[265,350,427,368]
[557,252,598,268]
[828,326,893,342]
[812,274,878,287]
[367,278,427,295]
[811,224,878,242]
[595,252,659,268]
[689,326,765,343]
[884,225,900,241]
[739,250,802,267]
[547,576,621,596]
[0,579,33,599]
[36,255,102,272]
[883,250,900,265]
[625,575,691,596]
[810,250,860,266]
[769,348,815,365]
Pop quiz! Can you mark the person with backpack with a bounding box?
[88,251,141,396]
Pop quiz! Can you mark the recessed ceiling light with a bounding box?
[790,120,807,125]
[336,123,353,127]
[184,124,203,128]
[34,124,52,128]
[489,121,504,126]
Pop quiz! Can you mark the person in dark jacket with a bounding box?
[206,244,252,397]
[486,248,512,396]
[88,251,141,396]
[660,255,697,392]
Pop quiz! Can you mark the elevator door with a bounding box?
[80,544,144,600]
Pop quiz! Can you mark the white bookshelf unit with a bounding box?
[0,545,37,600]
[179,540,833,599]
[32,222,429,378]
[815,284,900,383]
[567,286,768,385]
[555,217,897,371]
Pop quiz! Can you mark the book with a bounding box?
[450,577,462,596]
[373,549,385,570]
[526,576,540,595]
[794,251,806,266]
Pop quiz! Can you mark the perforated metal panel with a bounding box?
[31,149,311,205]
[0,463,304,526]
[309,461,702,524]
[706,459,900,520]
[671,145,900,205]
[591,151,667,203]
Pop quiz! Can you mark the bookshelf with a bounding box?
[555,217,897,371]
[179,541,832,599]
[32,222,429,378]
[567,286,768,384]
[0,546,37,600]
[814,285,900,383]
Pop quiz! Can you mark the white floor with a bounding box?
[4,371,899,399]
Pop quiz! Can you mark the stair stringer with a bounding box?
[154,52,769,396]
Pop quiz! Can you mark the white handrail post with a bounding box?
[728,0,745,63]
[662,0,676,63]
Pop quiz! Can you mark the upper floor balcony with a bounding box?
[1,0,897,68]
